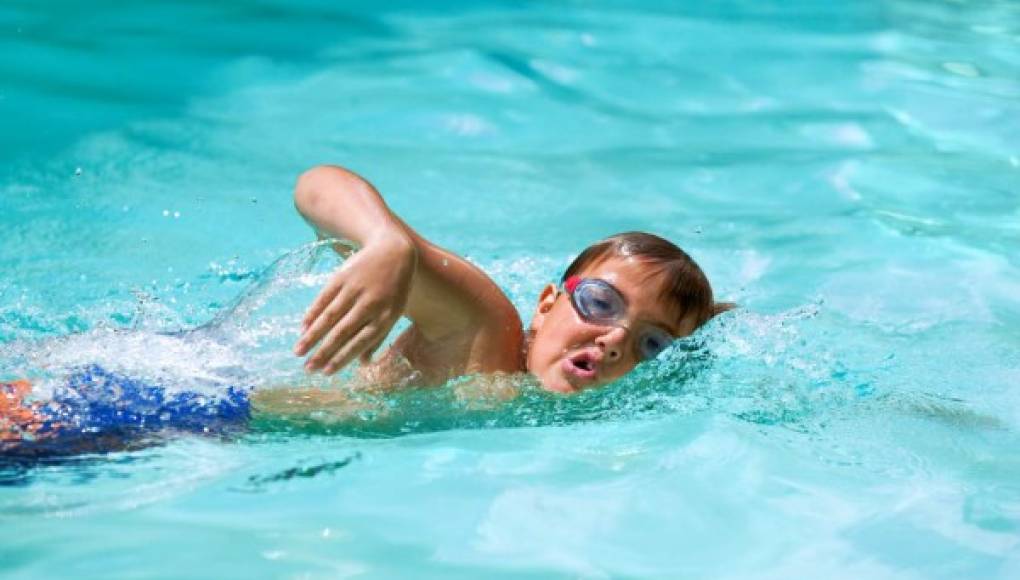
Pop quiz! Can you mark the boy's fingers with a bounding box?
[301,293,334,335]
[322,324,379,375]
[304,302,370,370]
[302,272,346,328]
[363,309,401,363]
[295,287,357,356]
[360,310,399,363]
[304,322,351,371]
[302,286,339,330]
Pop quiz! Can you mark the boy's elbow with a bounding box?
[293,165,335,217]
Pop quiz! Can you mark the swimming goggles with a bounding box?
[563,275,675,361]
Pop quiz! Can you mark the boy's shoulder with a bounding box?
[394,241,525,376]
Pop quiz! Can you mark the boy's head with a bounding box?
[526,232,728,394]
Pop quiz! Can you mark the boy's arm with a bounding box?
[292,165,521,375]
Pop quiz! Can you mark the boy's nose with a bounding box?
[595,326,629,362]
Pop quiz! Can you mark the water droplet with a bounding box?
[74,167,82,177]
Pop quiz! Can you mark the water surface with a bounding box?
[2,0,1019,577]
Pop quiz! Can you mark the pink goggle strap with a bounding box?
[564,275,581,294]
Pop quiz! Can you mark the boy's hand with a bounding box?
[294,233,416,375]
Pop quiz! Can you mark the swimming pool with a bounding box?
[2,0,1019,576]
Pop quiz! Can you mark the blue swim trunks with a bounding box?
[1,364,250,457]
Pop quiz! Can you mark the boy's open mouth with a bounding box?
[562,350,600,382]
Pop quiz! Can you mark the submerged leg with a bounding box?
[2,367,252,458]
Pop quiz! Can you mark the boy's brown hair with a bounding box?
[563,232,732,333]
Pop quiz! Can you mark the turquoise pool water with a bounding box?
[2,0,1020,577]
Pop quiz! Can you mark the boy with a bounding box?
[1,165,727,454]
[291,165,728,394]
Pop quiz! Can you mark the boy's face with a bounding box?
[527,256,691,394]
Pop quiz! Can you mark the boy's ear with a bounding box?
[711,301,737,317]
[530,283,559,331]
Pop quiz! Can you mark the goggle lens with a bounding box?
[637,327,673,360]
[571,279,626,323]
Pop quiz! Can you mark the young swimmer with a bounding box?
[288,165,729,394]
[1,165,728,454]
